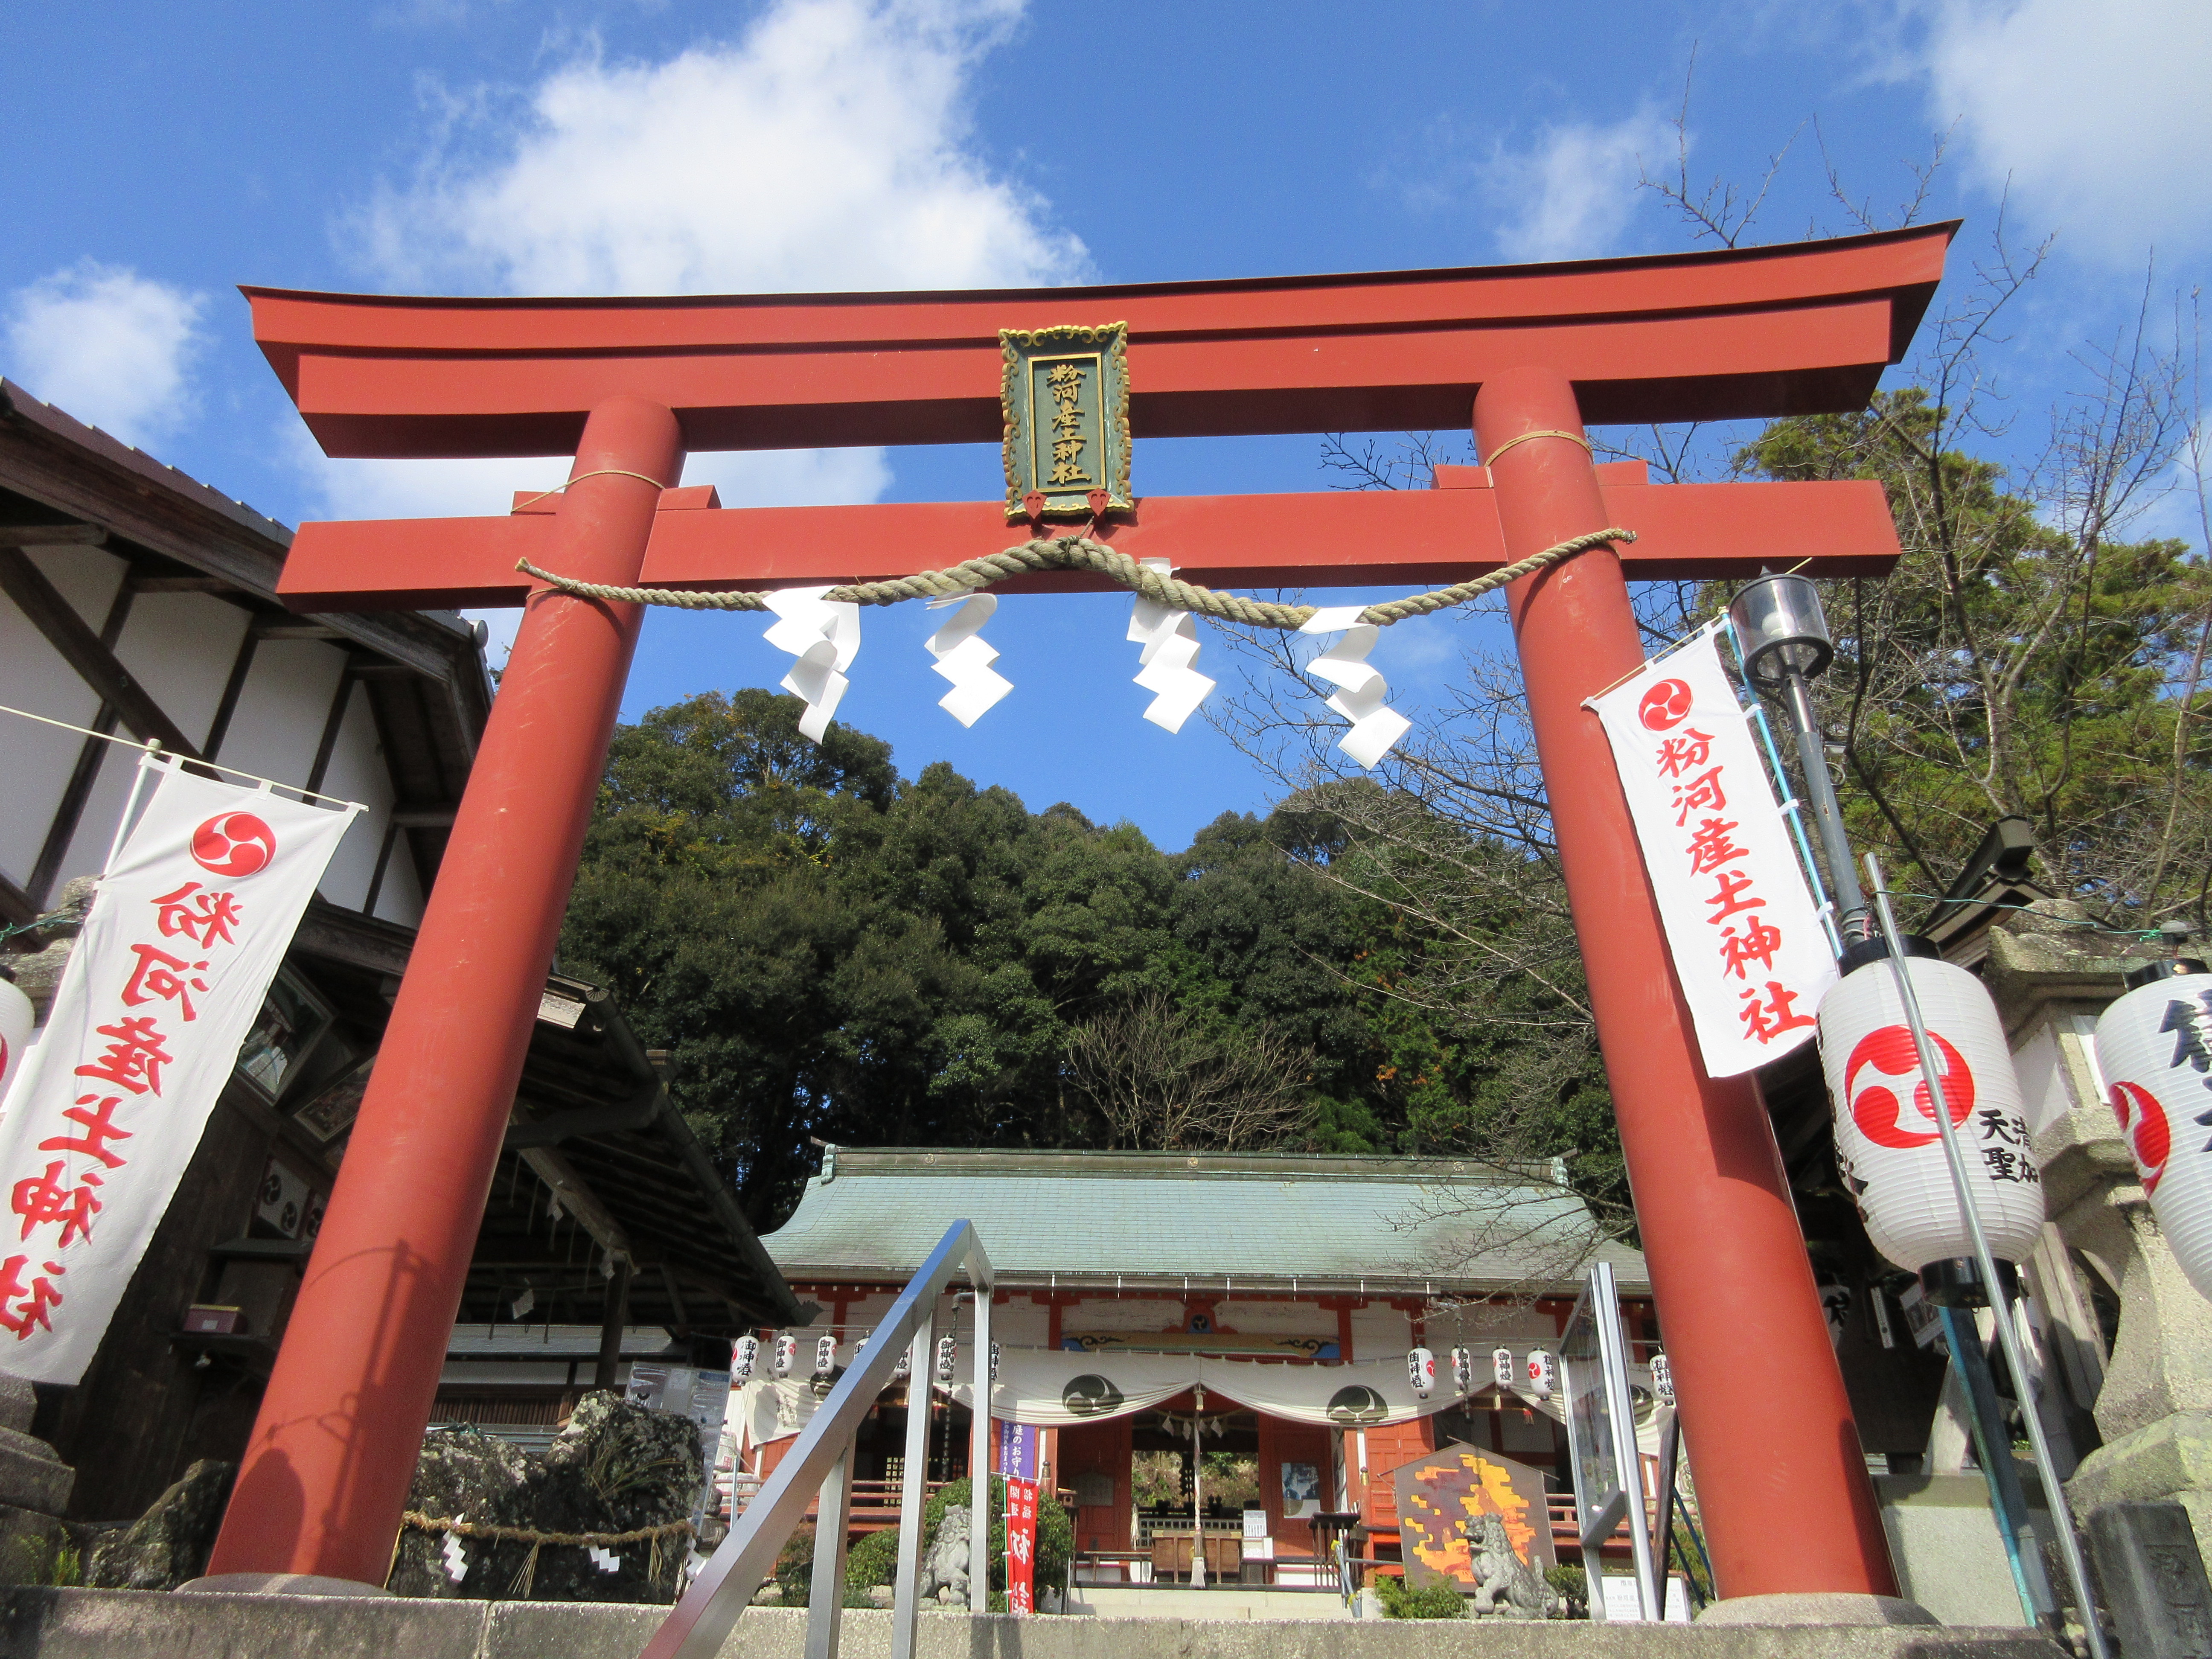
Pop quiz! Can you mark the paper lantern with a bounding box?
[1525,1350,1555,1400]
[1817,947,2043,1300]
[990,1342,1001,1383]
[0,970,32,1104]
[1650,1352,1673,1406]
[732,1335,760,1383]
[894,1341,912,1380]
[935,1335,958,1383]
[773,1333,797,1377]
[1450,1346,1474,1395]
[813,1336,837,1379]
[1406,1346,1435,1399]
[1491,1347,1516,1391]
[2093,966,2212,1301]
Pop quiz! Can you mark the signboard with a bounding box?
[1589,626,1837,1077]
[1392,1444,1555,1596]
[1005,1475,1039,1616]
[997,1417,1039,1481]
[0,758,357,1382]
[1561,1261,1662,1622]
[628,1362,734,1522]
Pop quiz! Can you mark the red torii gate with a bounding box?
[207,224,1953,1601]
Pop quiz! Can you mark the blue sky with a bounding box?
[4,0,2206,849]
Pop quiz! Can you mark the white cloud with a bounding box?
[3,262,206,447]
[349,0,1085,296]
[1475,108,1673,264]
[1922,0,2212,265]
[301,0,1079,665]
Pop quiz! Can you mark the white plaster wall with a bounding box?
[215,639,346,787]
[1057,1298,1183,1335]
[49,590,250,893]
[371,817,425,926]
[0,548,125,888]
[991,1299,1049,1348]
[314,692,398,913]
[1349,1305,1410,1359]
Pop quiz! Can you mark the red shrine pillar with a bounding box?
[207,396,685,1584]
[1475,366,1895,1601]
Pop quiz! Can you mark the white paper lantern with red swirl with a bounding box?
[1817,951,2044,1285]
[0,971,33,1107]
[2093,968,2212,1302]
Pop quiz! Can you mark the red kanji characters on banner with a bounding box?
[11,1164,102,1248]
[41,1097,134,1170]
[1669,766,1728,826]
[71,1016,173,1098]
[1653,728,1715,778]
[1004,1476,1038,1616]
[1704,869,1766,923]
[1739,980,1818,1045]
[0,1256,65,1340]
[119,943,209,1022]
[1685,817,1750,876]
[151,882,244,948]
[1718,917,1785,980]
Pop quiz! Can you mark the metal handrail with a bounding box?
[641,1222,995,1659]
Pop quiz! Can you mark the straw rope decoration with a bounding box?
[513,526,1633,630]
[397,1509,696,1599]
[513,516,1635,764]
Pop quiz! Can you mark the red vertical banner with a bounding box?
[1005,1476,1038,1616]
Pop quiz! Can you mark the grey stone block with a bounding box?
[0,1429,70,1518]
[0,1586,488,1659]
[2087,1501,2212,1659]
[0,1379,33,1439]
[486,1598,664,1658]
[1694,1592,1939,1625]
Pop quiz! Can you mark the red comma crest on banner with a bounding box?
[189,813,276,879]
[1639,678,1694,732]
[1845,1026,1975,1149]
[2109,1081,2172,1195]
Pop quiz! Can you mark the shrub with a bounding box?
[1374,1572,1467,1619]
[1544,1563,1587,1618]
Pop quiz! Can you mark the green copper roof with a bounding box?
[759,1147,1646,1294]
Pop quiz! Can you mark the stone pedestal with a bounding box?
[0,1374,79,1585]
[1984,926,2212,1572]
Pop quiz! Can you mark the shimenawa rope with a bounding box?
[397,1509,696,1599]
[514,526,1636,630]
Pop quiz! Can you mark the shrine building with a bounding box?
[737,1145,1656,1583]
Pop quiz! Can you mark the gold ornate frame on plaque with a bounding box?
[1000,322,1132,521]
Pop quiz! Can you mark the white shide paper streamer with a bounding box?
[1126,557,1215,733]
[924,591,1013,727]
[1298,607,1412,769]
[761,588,861,742]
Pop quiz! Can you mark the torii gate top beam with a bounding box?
[245,223,1953,460]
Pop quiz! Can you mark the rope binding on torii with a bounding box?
[512,525,1636,629]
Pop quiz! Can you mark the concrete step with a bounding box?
[0,1589,2069,1659]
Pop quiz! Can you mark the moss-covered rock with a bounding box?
[387,1393,704,1604]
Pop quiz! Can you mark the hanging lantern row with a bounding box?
[1815,941,2044,1304]
[2095,963,2212,1303]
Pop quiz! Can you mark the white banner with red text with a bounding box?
[0,757,358,1382]
[1588,627,1836,1078]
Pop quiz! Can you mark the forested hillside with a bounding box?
[554,688,1613,1232]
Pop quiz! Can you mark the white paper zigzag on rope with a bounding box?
[1298,606,1412,769]
[924,591,1013,726]
[761,587,861,741]
[1126,557,1216,732]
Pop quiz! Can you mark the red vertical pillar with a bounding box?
[1474,366,1895,1600]
[207,395,684,1584]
